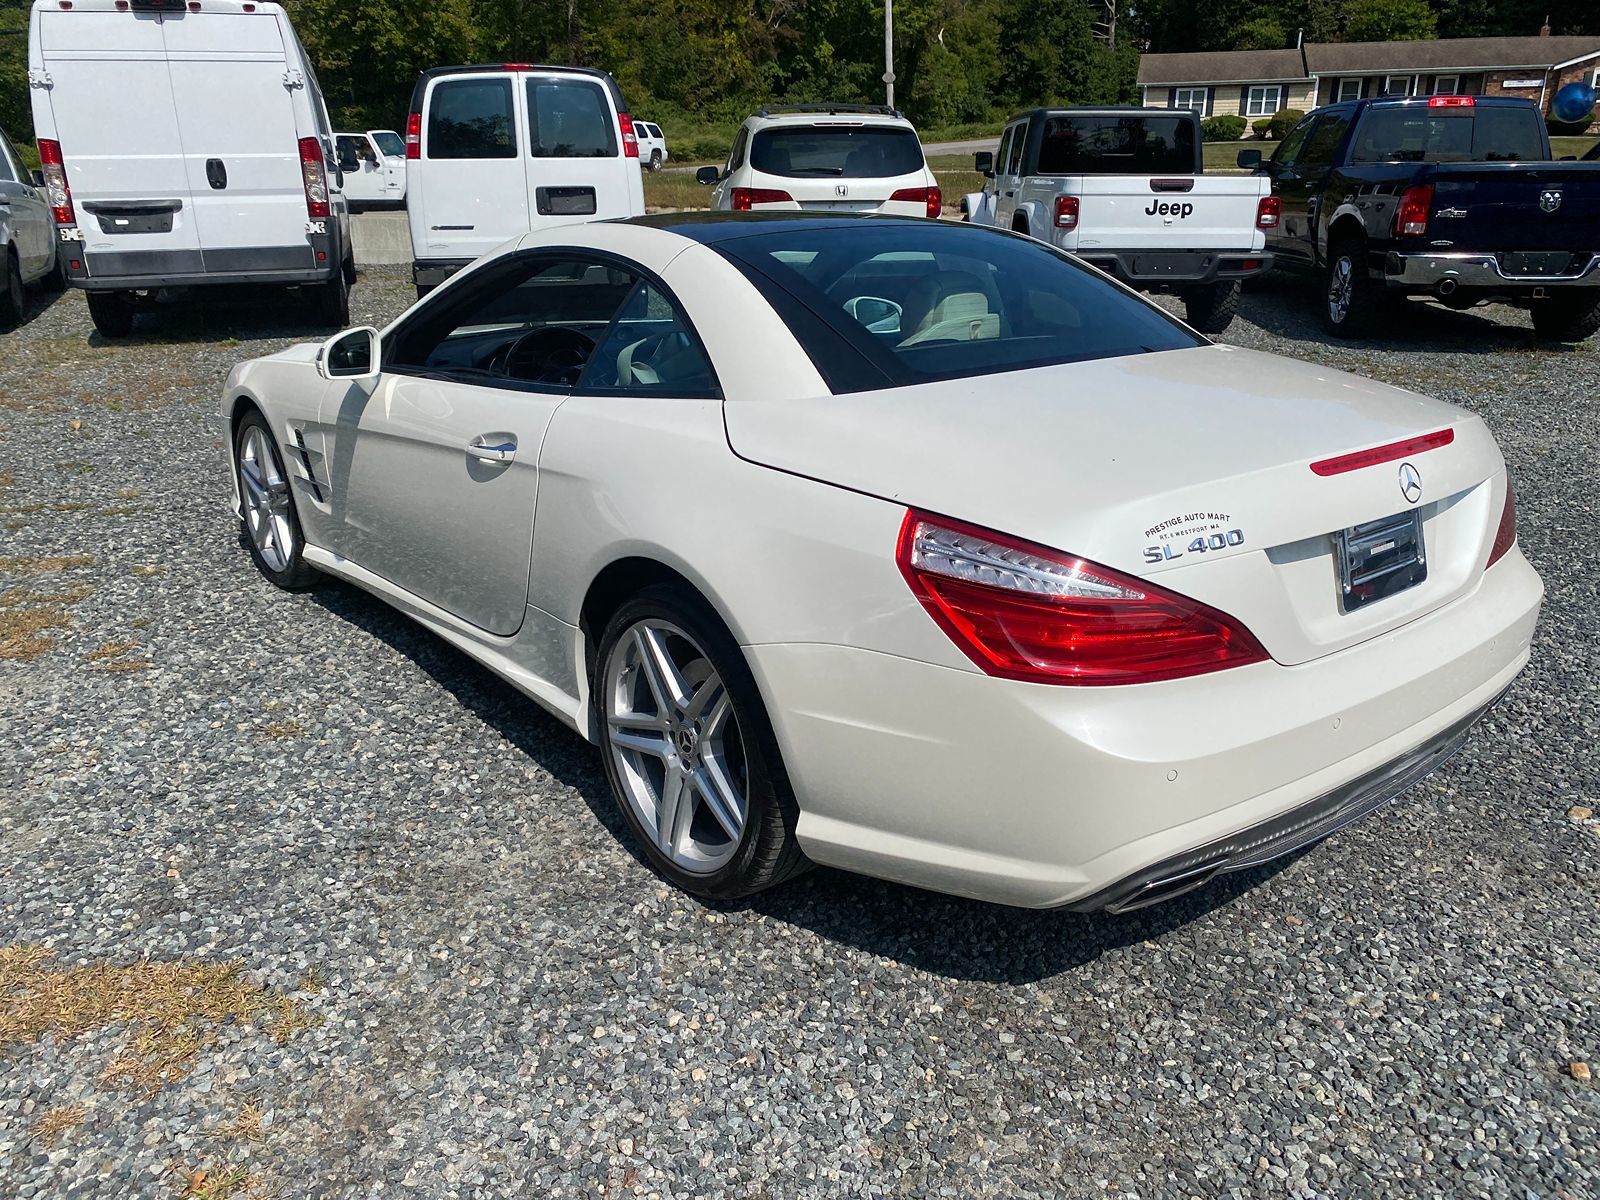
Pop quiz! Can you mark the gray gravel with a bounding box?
[0,269,1596,1199]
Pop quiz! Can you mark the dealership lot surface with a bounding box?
[0,272,1595,1198]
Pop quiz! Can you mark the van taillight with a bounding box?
[618,112,639,159]
[1256,195,1281,229]
[405,112,422,160]
[38,140,74,226]
[1054,195,1079,229]
[299,137,330,219]
[1393,183,1433,237]
[889,187,943,218]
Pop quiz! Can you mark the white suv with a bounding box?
[634,121,669,171]
[696,105,940,217]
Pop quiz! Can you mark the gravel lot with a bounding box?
[0,269,1595,1199]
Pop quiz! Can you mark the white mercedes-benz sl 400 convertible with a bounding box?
[221,214,1541,912]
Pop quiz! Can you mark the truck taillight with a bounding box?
[896,511,1268,686]
[1054,195,1079,229]
[1487,475,1517,568]
[619,112,639,159]
[730,187,793,210]
[889,186,943,218]
[1393,183,1433,237]
[37,140,74,225]
[405,111,422,160]
[1256,195,1281,229]
[1429,96,1474,107]
[299,136,330,219]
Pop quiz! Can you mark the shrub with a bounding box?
[1201,114,1247,142]
[1268,108,1306,140]
[1252,118,1274,140]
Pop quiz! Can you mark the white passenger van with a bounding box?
[28,0,353,338]
[405,64,645,296]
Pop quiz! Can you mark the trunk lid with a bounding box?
[723,344,1505,666]
[1065,175,1267,251]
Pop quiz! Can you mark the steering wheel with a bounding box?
[497,326,597,385]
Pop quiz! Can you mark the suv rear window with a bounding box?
[527,78,617,158]
[714,222,1200,391]
[749,126,924,179]
[1348,106,1545,163]
[1036,115,1198,174]
[428,77,515,159]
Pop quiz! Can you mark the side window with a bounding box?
[0,138,18,184]
[727,126,749,173]
[579,281,718,396]
[1271,114,1318,168]
[1005,122,1028,175]
[993,127,1014,180]
[386,255,640,388]
[427,77,516,160]
[527,78,617,158]
[1300,114,1350,169]
[334,135,361,170]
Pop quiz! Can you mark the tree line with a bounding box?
[2,1,1595,152]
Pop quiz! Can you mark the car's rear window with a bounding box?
[1349,106,1546,163]
[428,77,515,159]
[527,77,617,158]
[749,126,924,179]
[1036,115,1198,174]
[713,222,1201,392]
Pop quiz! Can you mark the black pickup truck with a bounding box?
[1242,95,1600,341]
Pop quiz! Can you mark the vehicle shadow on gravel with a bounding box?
[309,571,1298,987]
[85,284,344,347]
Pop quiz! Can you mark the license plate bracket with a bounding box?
[1336,510,1426,612]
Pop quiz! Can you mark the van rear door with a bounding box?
[519,71,641,225]
[415,71,529,262]
[161,9,311,272]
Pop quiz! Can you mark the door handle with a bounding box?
[206,159,228,190]
[1004,190,1015,197]
[467,436,516,463]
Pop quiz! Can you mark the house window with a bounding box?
[1433,75,1460,95]
[1336,78,1362,102]
[1173,87,1207,114]
[1383,75,1415,97]
[1245,85,1283,117]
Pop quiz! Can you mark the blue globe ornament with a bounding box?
[1550,81,1597,125]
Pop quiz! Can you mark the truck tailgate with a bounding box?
[1427,163,1600,256]
[1070,176,1265,251]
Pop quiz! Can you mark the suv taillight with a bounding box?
[619,112,639,159]
[896,511,1269,686]
[1054,195,1080,229]
[299,136,329,219]
[38,139,74,225]
[1256,195,1282,229]
[730,187,793,210]
[405,111,422,160]
[1393,183,1433,237]
[889,186,942,218]
[1487,475,1517,567]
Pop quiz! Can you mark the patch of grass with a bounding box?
[181,1165,262,1199]
[0,946,317,1098]
[2,501,95,515]
[130,564,166,577]
[54,461,95,475]
[34,1104,86,1145]
[0,582,93,661]
[223,1101,265,1142]
[84,639,152,672]
[259,719,307,740]
[86,639,141,661]
[0,554,96,574]
[0,470,14,490]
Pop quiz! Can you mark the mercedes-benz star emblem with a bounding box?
[1539,189,1563,213]
[1398,461,1423,505]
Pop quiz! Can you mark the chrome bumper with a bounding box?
[1385,251,1600,289]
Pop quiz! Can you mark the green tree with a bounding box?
[1232,16,1287,49]
[1343,0,1437,41]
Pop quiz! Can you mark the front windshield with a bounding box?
[711,221,1201,391]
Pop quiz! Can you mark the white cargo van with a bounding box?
[28,0,354,338]
[405,64,645,296]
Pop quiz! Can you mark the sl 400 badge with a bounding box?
[1143,511,1246,563]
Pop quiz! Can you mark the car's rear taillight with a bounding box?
[730,187,793,210]
[1487,475,1517,568]
[888,186,942,218]
[1054,195,1080,229]
[1393,183,1433,237]
[299,136,329,219]
[38,139,74,225]
[1256,195,1281,229]
[896,511,1269,686]
[619,112,639,159]
[405,111,422,160]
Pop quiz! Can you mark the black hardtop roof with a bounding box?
[409,64,626,114]
[1006,106,1200,123]
[625,210,986,245]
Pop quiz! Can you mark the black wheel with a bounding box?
[314,269,350,328]
[1181,280,1241,334]
[1530,293,1600,343]
[41,244,68,293]
[0,248,24,330]
[1322,239,1383,338]
[233,409,318,590]
[86,290,135,338]
[342,252,357,287]
[649,150,662,171]
[594,584,807,900]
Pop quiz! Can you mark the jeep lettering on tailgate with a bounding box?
[1145,200,1194,218]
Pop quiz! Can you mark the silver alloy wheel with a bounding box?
[603,618,749,874]
[1328,255,1354,325]
[238,426,296,574]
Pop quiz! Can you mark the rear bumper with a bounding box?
[63,232,344,291]
[1077,248,1274,288]
[1384,250,1600,291]
[413,259,473,288]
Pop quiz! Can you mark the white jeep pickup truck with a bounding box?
[962,107,1277,332]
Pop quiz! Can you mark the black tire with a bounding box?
[1530,293,1600,343]
[0,249,22,330]
[86,289,135,338]
[593,583,807,900]
[41,245,68,293]
[415,284,434,302]
[1181,280,1241,334]
[342,252,357,288]
[1012,215,1030,237]
[1322,239,1383,338]
[233,409,319,590]
[649,150,662,171]
[314,268,350,328]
